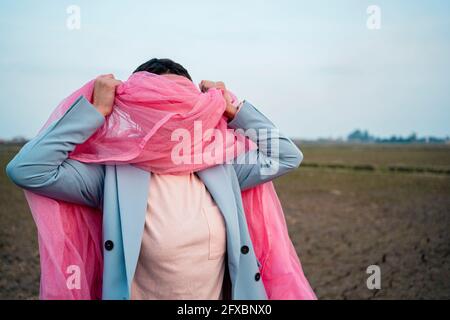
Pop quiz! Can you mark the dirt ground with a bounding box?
[1,144,449,299]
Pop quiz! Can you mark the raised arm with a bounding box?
[198,80,303,190]
[6,74,121,208]
[228,101,303,190]
[6,96,106,207]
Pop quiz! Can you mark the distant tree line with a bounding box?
[0,136,28,145]
[347,129,449,144]
[1,130,449,145]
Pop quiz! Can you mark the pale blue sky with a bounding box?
[0,0,449,139]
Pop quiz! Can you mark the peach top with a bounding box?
[131,173,227,300]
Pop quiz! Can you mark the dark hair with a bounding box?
[133,58,192,81]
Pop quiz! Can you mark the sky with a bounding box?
[0,0,449,140]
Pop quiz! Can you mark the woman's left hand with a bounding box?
[200,80,238,120]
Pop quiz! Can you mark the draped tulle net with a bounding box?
[23,72,316,300]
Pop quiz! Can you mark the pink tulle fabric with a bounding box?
[23,72,316,300]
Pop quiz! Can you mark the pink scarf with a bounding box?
[24,72,316,300]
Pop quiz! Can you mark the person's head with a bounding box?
[133,58,192,81]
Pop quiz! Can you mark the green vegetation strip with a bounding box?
[301,162,450,176]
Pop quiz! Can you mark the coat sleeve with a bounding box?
[6,96,106,208]
[228,101,303,190]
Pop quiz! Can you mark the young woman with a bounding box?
[7,58,316,300]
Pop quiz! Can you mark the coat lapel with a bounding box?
[197,165,241,278]
[114,163,242,291]
[116,164,150,289]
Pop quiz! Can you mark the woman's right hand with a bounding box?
[92,74,122,117]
